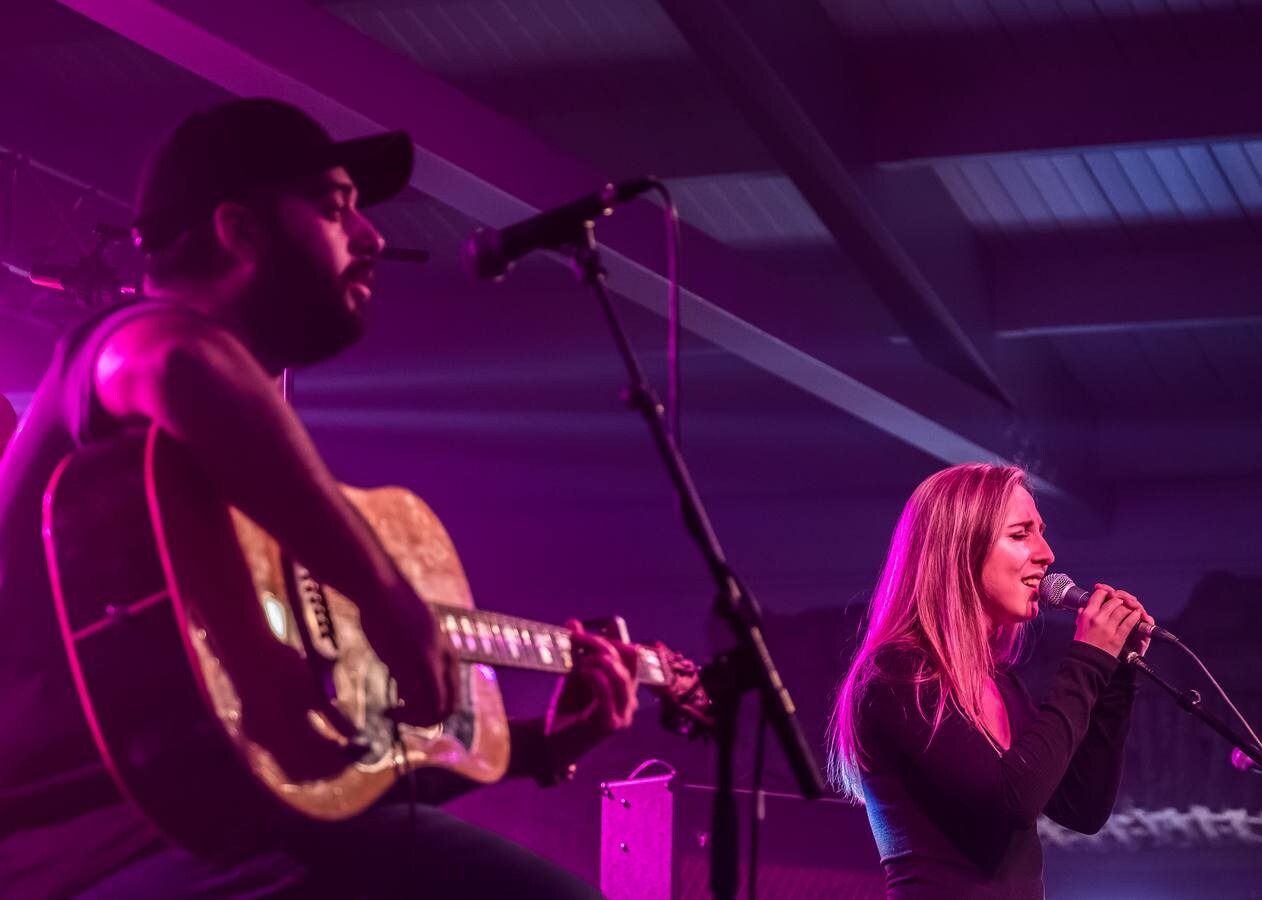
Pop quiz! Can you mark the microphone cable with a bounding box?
[1166,638,1262,758]
[749,704,768,900]
[1047,584,1262,766]
[646,179,682,450]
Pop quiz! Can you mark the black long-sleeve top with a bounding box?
[858,641,1138,899]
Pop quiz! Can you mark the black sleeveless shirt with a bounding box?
[0,301,187,892]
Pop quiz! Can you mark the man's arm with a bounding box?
[94,310,455,726]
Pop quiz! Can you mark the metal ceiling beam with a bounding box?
[867,48,1262,163]
[57,0,1080,504]
[994,239,1262,337]
[654,0,1100,521]
[656,0,1015,412]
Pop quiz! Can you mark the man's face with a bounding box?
[243,167,384,368]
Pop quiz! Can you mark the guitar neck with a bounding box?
[429,602,669,688]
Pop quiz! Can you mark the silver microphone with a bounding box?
[461,177,657,281]
[1039,573,1179,644]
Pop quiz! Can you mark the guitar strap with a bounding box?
[0,392,15,456]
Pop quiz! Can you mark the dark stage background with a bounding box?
[3,1,1261,896]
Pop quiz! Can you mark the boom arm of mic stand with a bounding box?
[567,226,823,900]
[1124,652,1262,770]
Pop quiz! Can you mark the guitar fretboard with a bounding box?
[429,603,668,687]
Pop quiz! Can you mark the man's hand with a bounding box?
[241,671,358,782]
[372,579,460,727]
[542,620,640,769]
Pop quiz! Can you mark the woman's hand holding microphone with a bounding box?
[1073,583,1156,659]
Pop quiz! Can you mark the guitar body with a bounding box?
[44,427,508,857]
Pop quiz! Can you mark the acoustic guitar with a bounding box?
[44,425,711,857]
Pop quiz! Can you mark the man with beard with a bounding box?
[0,98,636,897]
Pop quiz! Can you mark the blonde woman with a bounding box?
[830,464,1154,899]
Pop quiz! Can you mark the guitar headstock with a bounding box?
[647,641,715,740]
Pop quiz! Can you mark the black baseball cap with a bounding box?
[133,98,413,253]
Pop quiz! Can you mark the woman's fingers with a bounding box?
[1075,583,1150,656]
[1113,588,1139,607]
[1109,589,1153,636]
[1105,595,1134,627]
[1086,584,1112,615]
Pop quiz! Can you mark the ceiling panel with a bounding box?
[324,0,689,73]
[1211,143,1262,218]
[1048,154,1120,226]
[1176,145,1245,219]
[667,173,832,249]
[927,141,1262,235]
[320,0,773,178]
[951,158,1026,230]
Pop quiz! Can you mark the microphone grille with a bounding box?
[1039,573,1076,609]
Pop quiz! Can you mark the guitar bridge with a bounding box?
[288,562,339,661]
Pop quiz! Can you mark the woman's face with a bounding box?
[980,486,1054,629]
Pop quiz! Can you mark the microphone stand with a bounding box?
[1124,652,1262,769]
[564,224,824,900]
[3,223,139,309]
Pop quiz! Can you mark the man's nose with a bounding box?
[349,210,385,257]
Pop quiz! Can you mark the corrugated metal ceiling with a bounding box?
[666,173,831,249]
[928,140,1262,234]
[323,0,688,72]
[1,0,1258,485]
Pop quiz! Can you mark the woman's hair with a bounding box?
[827,463,1032,801]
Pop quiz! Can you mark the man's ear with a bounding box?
[211,201,266,265]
